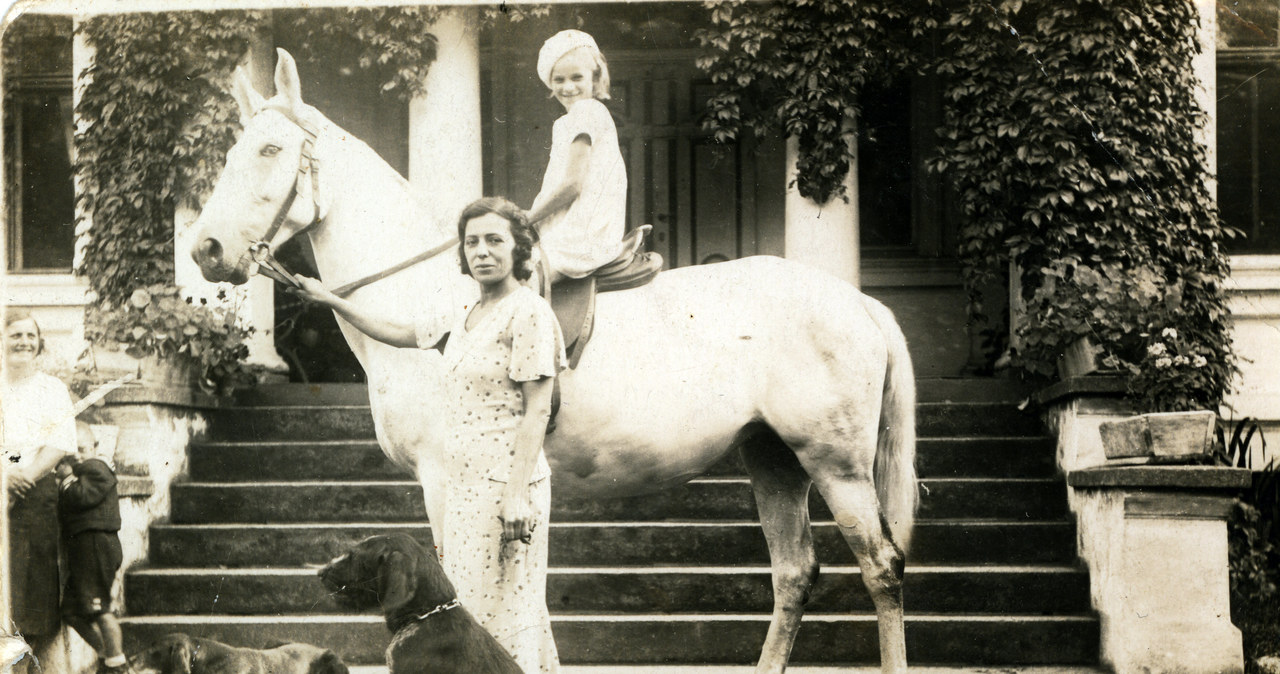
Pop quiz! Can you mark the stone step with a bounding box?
[148,520,1077,568]
[232,379,1037,407]
[169,477,1068,524]
[200,402,1045,442]
[125,565,1091,616]
[187,437,1057,483]
[120,614,1099,665]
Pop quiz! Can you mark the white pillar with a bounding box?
[1193,0,1217,201]
[408,6,483,223]
[174,29,287,376]
[783,116,859,286]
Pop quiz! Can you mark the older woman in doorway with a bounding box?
[294,197,566,673]
[3,310,78,644]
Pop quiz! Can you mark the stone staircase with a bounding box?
[120,380,1100,666]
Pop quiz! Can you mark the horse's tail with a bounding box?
[869,299,918,554]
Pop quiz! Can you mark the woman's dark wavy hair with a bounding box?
[456,197,538,282]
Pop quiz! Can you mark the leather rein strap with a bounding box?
[248,105,458,299]
[328,235,459,299]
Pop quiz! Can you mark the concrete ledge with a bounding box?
[1067,465,1252,490]
[118,476,155,498]
[103,383,228,409]
[1035,376,1128,407]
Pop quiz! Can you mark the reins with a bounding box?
[245,104,458,299]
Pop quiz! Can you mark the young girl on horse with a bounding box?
[525,30,628,285]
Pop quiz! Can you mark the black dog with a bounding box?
[319,534,523,674]
[129,633,348,674]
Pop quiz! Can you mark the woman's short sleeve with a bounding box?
[45,377,77,457]
[562,99,612,145]
[508,293,567,382]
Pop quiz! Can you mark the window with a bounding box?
[1217,1,1280,253]
[3,15,75,272]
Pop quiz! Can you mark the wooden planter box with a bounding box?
[1098,410,1217,462]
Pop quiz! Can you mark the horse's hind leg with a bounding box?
[806,463,907,673]
[739,425,819,674]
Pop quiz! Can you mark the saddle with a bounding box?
[546,225,663,370]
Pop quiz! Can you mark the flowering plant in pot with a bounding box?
[84,283,257,394]
[1097,302,1235,463]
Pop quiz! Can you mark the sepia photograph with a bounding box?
[2,1,1278,672]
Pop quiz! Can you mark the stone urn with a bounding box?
[1098,410,1217,463]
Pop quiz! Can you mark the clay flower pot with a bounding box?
[1098,410,1218,462]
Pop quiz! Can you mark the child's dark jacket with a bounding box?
[57,458,121,536]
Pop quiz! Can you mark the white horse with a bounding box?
[192,50,917,674]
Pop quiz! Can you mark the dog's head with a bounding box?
[128,633,198,674]
[319,533,454,615]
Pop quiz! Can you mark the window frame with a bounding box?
[4,74,76,273]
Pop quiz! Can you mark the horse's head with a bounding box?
[192,49,332,284]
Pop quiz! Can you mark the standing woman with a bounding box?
[295,197,565,673]
[2,310,78,641]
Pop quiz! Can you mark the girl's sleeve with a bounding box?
[563,99,612,145]
[508,295,568,382]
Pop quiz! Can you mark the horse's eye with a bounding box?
[260,144,281,157]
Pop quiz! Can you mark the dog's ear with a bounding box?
[308,650,350,674]
[166,634,193,674]
[377,549,419,613]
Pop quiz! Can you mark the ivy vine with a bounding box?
[699,0,1235,412]
[279,7,440,101]
[929,0,1234,411]
[76,11,264,308]
[696,0,939,202]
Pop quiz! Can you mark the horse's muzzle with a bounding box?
[192,236,250,284]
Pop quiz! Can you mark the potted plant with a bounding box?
[1020,260,1163,380]
[1019,260,1234,463]
[84,283,257,395]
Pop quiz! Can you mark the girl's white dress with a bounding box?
[437,285,566,673]
[533,98,628,279]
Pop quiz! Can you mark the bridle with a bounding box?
[246,105,458,299]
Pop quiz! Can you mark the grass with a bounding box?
[1236,591,1280,674]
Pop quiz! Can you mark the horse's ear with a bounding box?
[274,48,304,115]
[231,66,264,124]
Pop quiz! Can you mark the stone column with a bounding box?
[174,28,287,377]
[783,116,859,286]
[1192,0,1217,199]
[408,7,483,223]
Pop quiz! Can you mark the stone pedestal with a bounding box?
[1068,467,1248,674]
[1037,376,1133,471]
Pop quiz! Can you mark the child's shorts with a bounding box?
[62,531,123,618]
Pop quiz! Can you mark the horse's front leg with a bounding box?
[740,428,819,674]
[414,456,448,558]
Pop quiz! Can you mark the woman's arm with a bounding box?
[499,375,555,544]
[291,277,418,348]
[526,136,592,227]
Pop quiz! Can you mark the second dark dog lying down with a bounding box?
[129,633,348,674]
[319,533,524,674]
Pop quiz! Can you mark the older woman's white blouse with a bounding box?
[1,372,77,469]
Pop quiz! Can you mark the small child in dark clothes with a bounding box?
[55,423,127,674]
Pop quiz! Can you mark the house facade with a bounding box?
[5,1,1277,421]
[4,2,1279,671]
